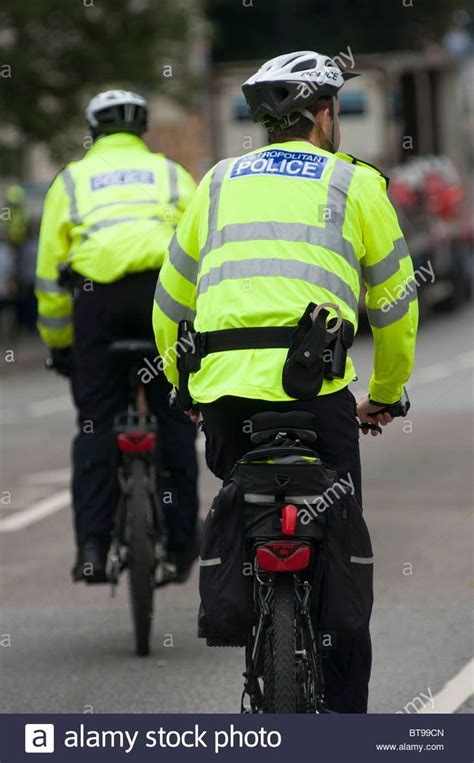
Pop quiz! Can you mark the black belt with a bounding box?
[197,326,295,358]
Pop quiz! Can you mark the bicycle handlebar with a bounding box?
[360,388,411,435]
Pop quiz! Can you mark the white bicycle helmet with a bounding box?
[85,89,148,137]
[242,51,359,130]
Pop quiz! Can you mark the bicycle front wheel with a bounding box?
[264,574,297,713]
[127,459,156,656]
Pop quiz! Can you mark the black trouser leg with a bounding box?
[70,284,128,548]
[144,371,199,552]
[70,270,199,553]
[200,388,371,713]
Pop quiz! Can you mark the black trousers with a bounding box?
[70,270,199,552]
[200,388,372,713]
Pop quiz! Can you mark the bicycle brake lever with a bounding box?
[359,422,383,435]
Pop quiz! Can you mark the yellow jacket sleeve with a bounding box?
[35,169,74,348]
[359,176,419,403]
[153,171,211,387]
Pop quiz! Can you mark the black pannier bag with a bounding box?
[315,493,374,638]
[198,440,337,645]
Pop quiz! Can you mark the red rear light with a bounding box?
[117,431,156,453]
[256,542,311,572]
[282,503,298,535]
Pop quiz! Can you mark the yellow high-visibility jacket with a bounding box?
[153,141,418,404]
[35,132,196,348]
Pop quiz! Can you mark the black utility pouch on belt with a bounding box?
[282,302,335,400]
[176,320,199,410]
[324,316,355,380]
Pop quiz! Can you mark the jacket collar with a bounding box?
[87,133,150,155]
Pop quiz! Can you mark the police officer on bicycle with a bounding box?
[153,52,418,712]
[36,90,199,584]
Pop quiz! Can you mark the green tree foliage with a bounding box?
[0,0,188,163]
[206,0,472,61]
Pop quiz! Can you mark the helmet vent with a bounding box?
[291,59,317,72]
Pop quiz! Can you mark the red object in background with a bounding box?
[425,173,463,220]
[281,503,298,535]
[390,179,418,208]
[256,541,311,572]
[117,431,156,453]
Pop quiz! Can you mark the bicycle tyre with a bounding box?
[262,630,275,712]
[265,574,297,713]
[127,459,156,656]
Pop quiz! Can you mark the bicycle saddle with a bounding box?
[250,411,318,444]
[109,340,157,358]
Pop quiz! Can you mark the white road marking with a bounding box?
[0,394,71,422]
[21,467,70,485]
[0,489,70,533]
[411,351,474,387]
[419,658,473,714]
[28,394,71,417]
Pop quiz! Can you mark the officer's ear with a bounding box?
[312,96,340,152]
[313,96,333,133]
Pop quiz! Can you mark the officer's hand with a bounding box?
[357,394,393,437]
[47,347,73,378]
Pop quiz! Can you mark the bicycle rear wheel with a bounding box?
[127,459,156,656]
[263,574,297,713]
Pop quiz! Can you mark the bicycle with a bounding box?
[238,394,410,713]
[47,266,176,656]
[239,411,326,714]
[107,339,173,657]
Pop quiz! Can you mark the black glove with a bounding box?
[369,388,411,418]
[46,347,73,378]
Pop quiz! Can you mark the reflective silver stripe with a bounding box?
[154,280,195,324]
[83,215,163,239]
[37,314,72,329]
[83,199,158,217]
[198,258,358,315]
[206,158,234,241]
[244,493,323,504]
[203,221,359,275]
[35,277,68,295]
[362,237,410,287]
[325,160,357,228]
[366,285,417,328]
[62,168,80,224]
[199,557,221,567]
[167,159,179,204]
[168,234,198,284]
[350,556,374,564]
